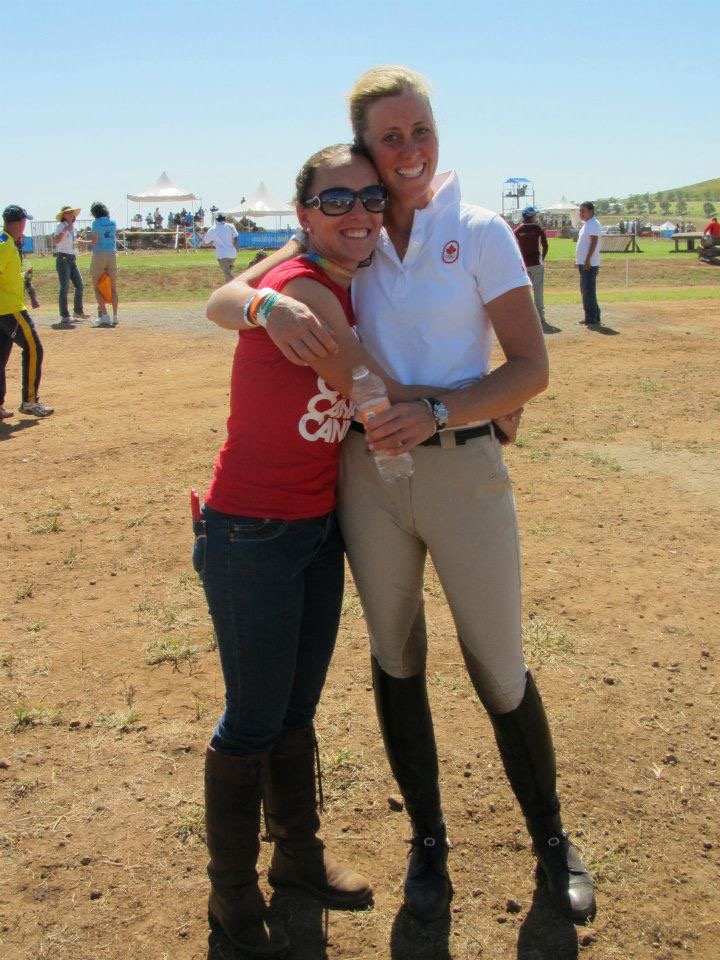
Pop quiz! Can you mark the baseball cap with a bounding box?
[215,212,226,221]
[522,206,537,217]
[3,204,33,223]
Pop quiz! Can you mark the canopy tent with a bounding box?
[542,196,581,227]
[126,171,200,230]
[225,182,295,225]
[126,171,197,203]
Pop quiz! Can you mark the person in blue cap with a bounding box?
[513,206,549,328]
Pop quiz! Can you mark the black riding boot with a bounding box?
[485,671,596,924]
[371,656,452,921]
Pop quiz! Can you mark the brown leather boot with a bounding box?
[264,726,373,908]
[204,747,289,957]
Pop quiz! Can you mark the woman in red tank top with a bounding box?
[198,144,422,955]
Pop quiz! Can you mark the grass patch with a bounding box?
[640,378,662,393]
[546,285,720,305]
[146,635,198,668]
[585,451,623,473]
[175,804,206,843]
[27,511,62,534]
[321,747,363,794]
[14,580,35,602]
[191,692,210,722]
[523,618,575,663]
[97,709,139,732]
[11,778,41,801]
[11,704,63,731]
[124,513,149,529]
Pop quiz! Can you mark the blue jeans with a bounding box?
[55,253,84,318]
[196,505,344,756]
[578,265,600,324]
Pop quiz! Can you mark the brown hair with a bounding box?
[294,143,373,203]
[348,65,433,147]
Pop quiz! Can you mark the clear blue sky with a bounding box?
[3,0,713,225]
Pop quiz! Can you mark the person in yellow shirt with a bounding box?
[0,205,54,418]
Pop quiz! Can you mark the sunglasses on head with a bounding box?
[301,184,388,216]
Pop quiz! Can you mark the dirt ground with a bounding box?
[1,299,719,960]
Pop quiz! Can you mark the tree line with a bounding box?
[593,190,718,218]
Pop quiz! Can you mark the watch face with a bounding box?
[433,401,449,428]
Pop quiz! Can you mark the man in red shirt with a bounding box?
[703,215,720,239]
[513,206,550,329]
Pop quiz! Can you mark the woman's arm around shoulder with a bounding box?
[205,240,340,364]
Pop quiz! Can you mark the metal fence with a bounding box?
[26,219,93,256]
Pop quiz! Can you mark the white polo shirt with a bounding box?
[576,216,602,267]
[203,221,238,260]
[54,222,78,255]
[351,171,530,390]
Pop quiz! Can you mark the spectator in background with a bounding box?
[0,205,54,419]
[576,201,602,327]
[202,213,239,282]
[513,206,549,330]
[52,205,90,327]
[702,215,720,241]
[154,207,163,229]
[88,202,120,328]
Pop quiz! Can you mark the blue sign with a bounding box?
[237,230,293,250]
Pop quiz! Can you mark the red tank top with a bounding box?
[204,258,355,519]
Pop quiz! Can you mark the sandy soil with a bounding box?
[1,300,719,960]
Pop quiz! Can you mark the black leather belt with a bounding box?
[349,420,492,446]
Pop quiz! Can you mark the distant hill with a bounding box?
[664,177,720,197]
[594,177,720,218]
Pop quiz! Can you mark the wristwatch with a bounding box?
[426,397,449,431]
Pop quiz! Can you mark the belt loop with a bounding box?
[439,430,457,450]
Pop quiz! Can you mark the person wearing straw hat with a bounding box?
[52,205,90,327]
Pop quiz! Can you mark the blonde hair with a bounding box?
[348,65,433,147]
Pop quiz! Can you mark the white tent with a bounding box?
[225,182,294,221]
[542,195,581,227]
[659,221,676,231]
[126,171,197,203]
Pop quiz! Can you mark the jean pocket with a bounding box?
[228,517,288,543]
[191,534,207,577]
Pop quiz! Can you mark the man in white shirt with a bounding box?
[575,201,602,326]
[202,213,239,282]
[575,200,602,327]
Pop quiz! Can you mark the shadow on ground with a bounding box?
[516,874,579,959]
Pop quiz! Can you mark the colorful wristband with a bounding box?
[244,287,276,328]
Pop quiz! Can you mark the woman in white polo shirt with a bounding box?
[208,65,595,927]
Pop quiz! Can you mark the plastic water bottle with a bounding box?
[351,366,414,482]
